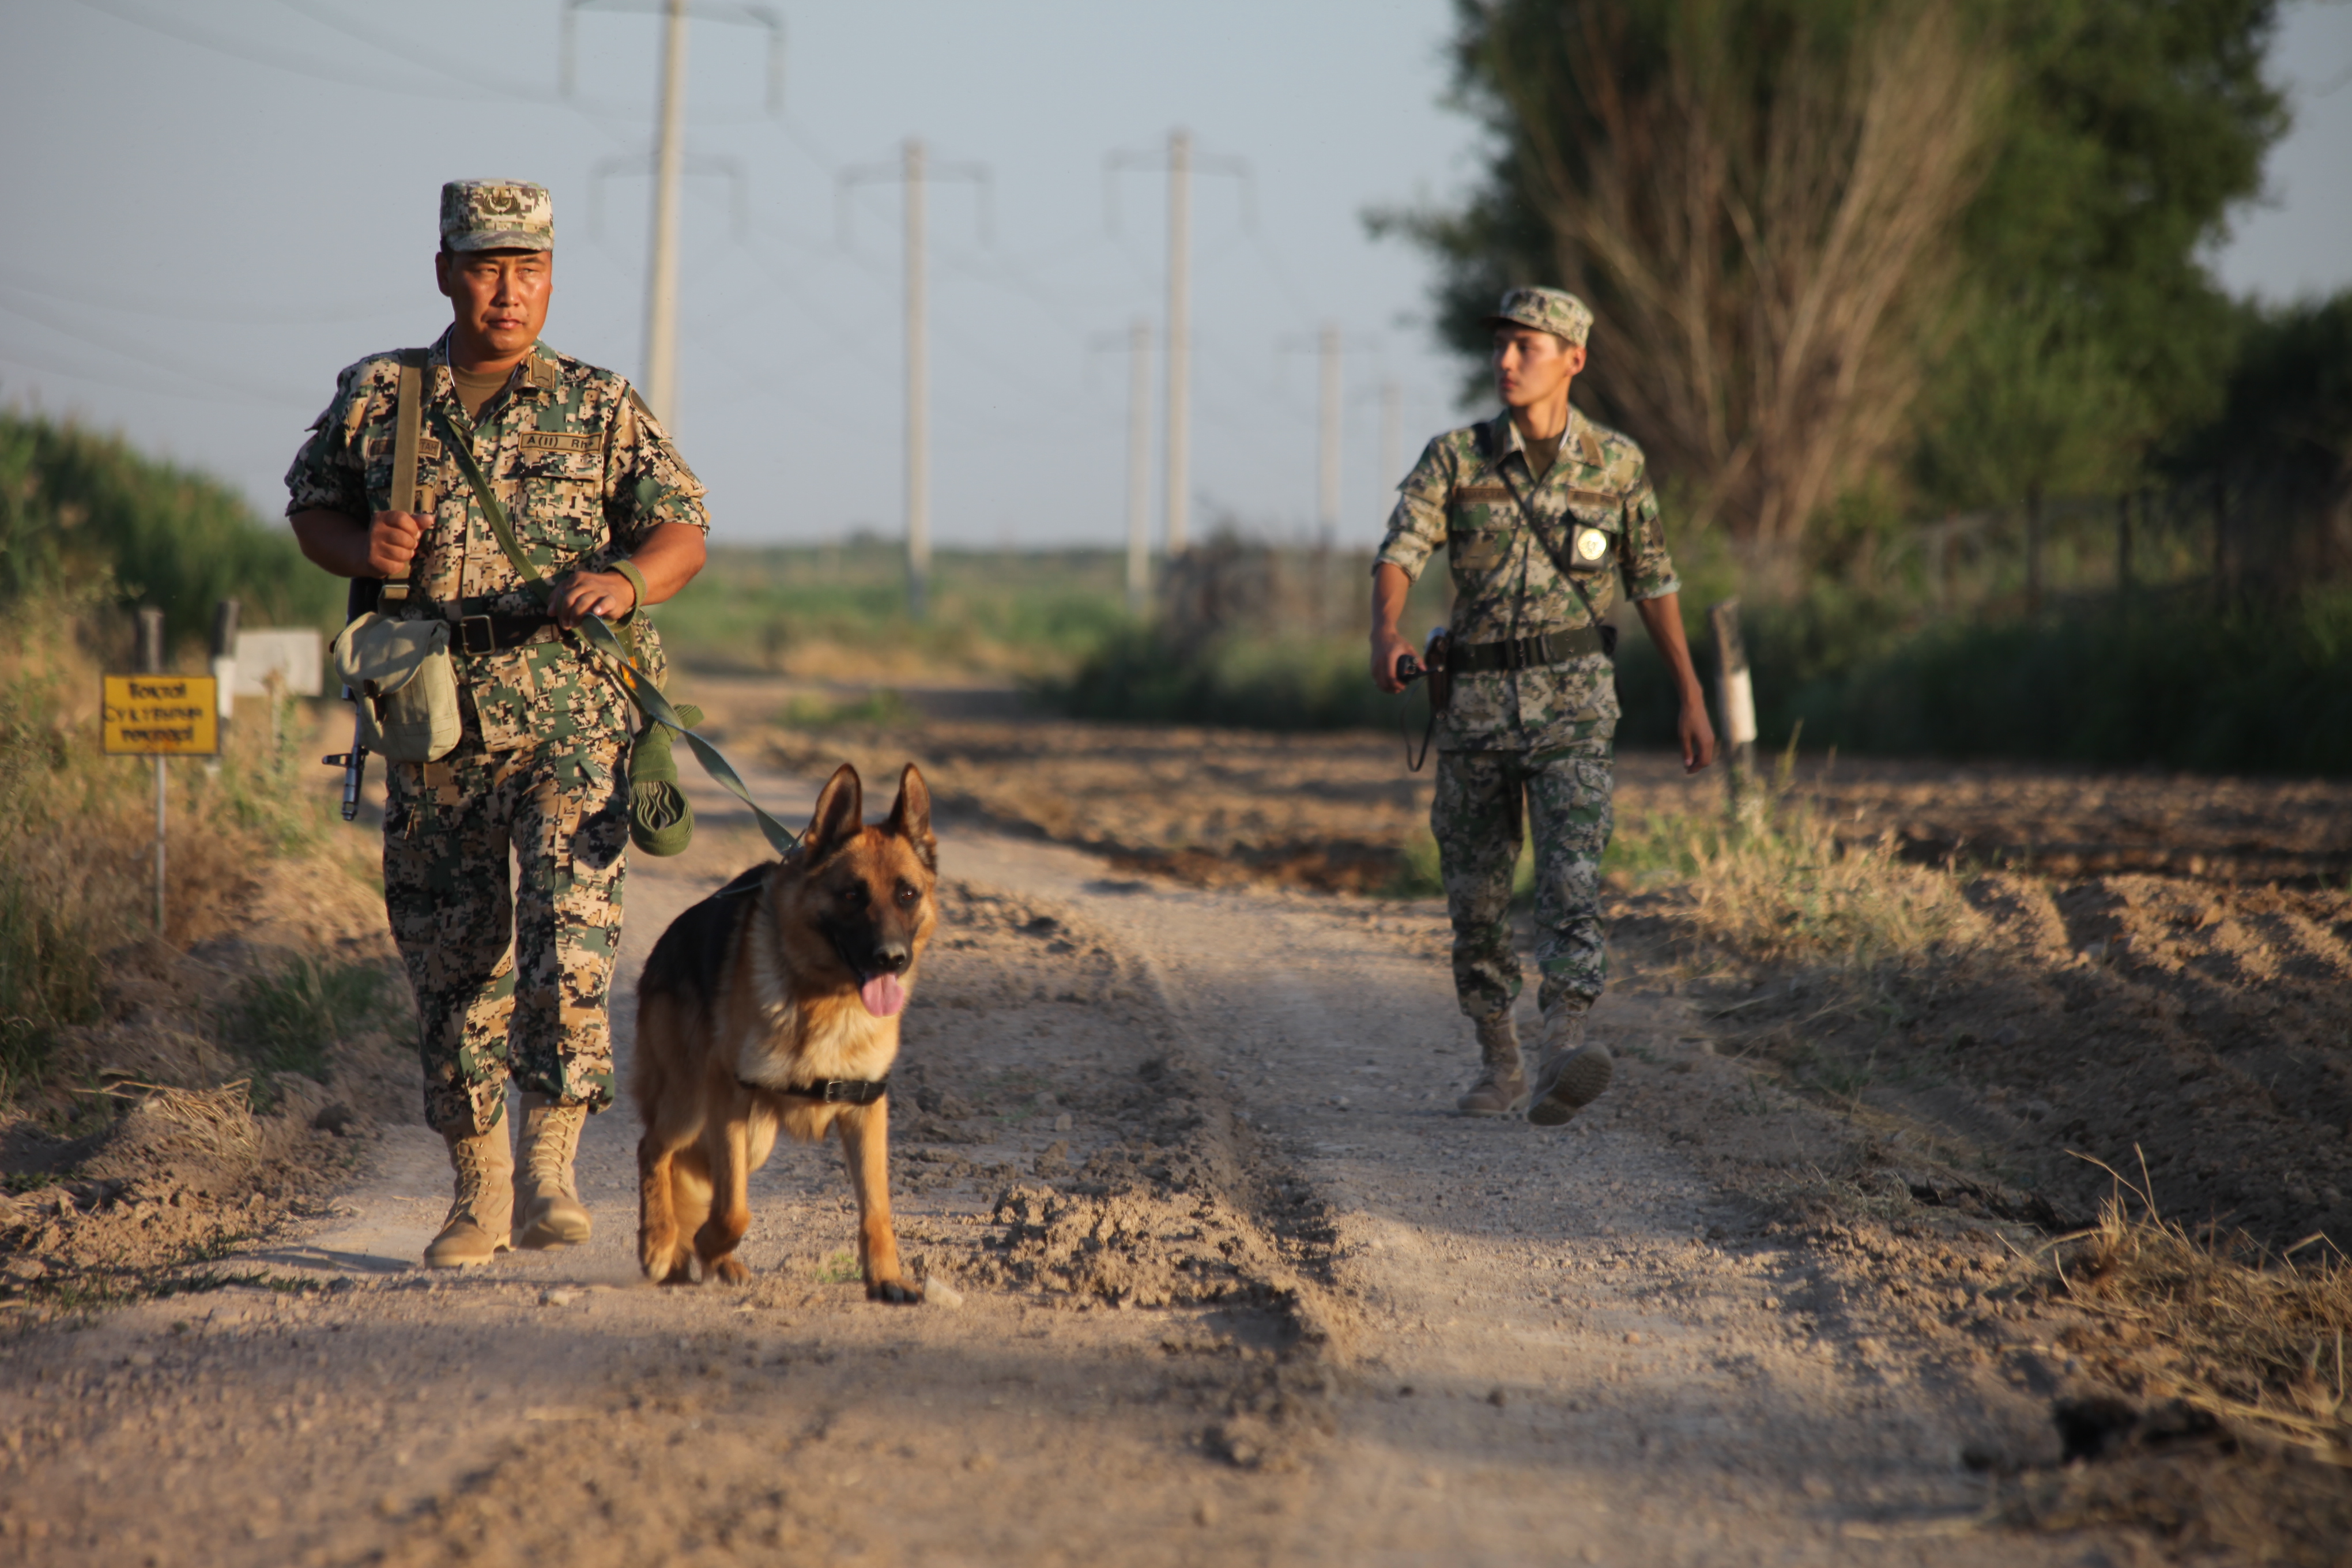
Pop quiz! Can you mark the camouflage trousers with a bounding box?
[1431,742,1615,1023]
[383,736,630,1136]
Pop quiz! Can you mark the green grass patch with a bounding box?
[0,862,104,1102]
[779,688,921,729]
[219,957,391,1107]
[815,1250,862,1285]
[1054,626,1437,732]
[659,541,1132,680]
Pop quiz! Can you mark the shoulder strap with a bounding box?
[1498,462,1611,647]
[381,349,429,608]
[437,427,801,858]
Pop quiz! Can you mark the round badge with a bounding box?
[1574,527,1609,563]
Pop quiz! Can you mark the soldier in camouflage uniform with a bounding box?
[288,180,710,1265]
[1371,288,1715,1125]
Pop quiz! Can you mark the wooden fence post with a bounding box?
[1709,598,1759,827]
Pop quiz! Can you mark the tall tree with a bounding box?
[1383,0,2000,551]
[1386,0,2288,553]
[1912,0,2286,510]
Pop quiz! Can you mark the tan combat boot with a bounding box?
[1455,1011,1528,1116]
[513,1092,592,1249]
[1526,1008,1613,1128]
[423,1124,514,1267]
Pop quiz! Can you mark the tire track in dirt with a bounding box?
[942,821,2112,1562]
[0,745,2143,1565]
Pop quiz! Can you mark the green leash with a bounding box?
[442,424,802,858]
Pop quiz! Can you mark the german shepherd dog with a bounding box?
[632,763,936,1303]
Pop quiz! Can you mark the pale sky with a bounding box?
[2,1,2345,555]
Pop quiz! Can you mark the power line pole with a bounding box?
[1106,130,1248,563]
[1087,319,1155,613]
[642,0,688,428]
[841,140,989,621]
[1122,318,1153,612]
[564,0,783,434]
[1380,379,1402,500]
[1164,129,1192,560]
[1317,322,1341,538]
[1282,324,1373,539]
[905,140,930,621]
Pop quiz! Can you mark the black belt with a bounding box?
[1447,624,1612,674]
[451,612,557,655]
[737,1075,891,1106]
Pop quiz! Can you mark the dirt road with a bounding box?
[0,728,2138,1566]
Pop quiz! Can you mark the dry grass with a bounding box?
[1614,790,1985,976]
[93,1080,265,1173]
[1,605,346,1102]
[2060,1157,2352,1468]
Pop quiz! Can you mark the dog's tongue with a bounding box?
[859,973,907,1017]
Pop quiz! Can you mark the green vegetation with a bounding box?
[1385,0,2287,540]
[779,688,922,729]
[220,956,392,1109]
[1048,530,1452,730]
[0,851,104,1103]
[0,615,115,1101]
[0,407,337,642]
[0,595,344,1107]
[1058,627,1423,731]
[1339,0,2352,775]
[659,539,1130,680]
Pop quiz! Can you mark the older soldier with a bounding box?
[1371,288,1715,1124]
[288,180,709,1265]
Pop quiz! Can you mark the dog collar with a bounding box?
[740,1075,890,1106]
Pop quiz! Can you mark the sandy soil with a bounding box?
[4,683,2346,1563]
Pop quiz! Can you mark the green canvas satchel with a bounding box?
[331,613,461,763]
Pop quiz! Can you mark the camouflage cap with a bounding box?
[439,180,554,252]
[1484,287,1593,348]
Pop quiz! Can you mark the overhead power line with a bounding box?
[0,288,317,406]
[0,265,416,327]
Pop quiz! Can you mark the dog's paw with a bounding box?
[866,1276,925,1305]
[642,1243,694,1286]
[710,1257,752,1287]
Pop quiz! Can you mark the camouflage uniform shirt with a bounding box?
[1376,407,1679,755]
[284,330,706,1132]
[283,327,708,756]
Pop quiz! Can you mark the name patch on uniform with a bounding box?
[519,431,600,456]
[1564,487,1618,510]
[365,435,443,461]
[1453,484,1513,504]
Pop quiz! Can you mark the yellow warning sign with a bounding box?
[102,674,219,755]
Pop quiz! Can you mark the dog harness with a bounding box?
[739,1075,891,1106]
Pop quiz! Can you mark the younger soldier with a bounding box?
[287,180,710,1264]
[1370,288,1715,1124]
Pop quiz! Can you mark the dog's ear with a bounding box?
[885,763,936,871]
[802,763,864,862]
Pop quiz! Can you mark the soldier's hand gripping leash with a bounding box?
[1392,625,1451,772]
[439,428,802,855]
